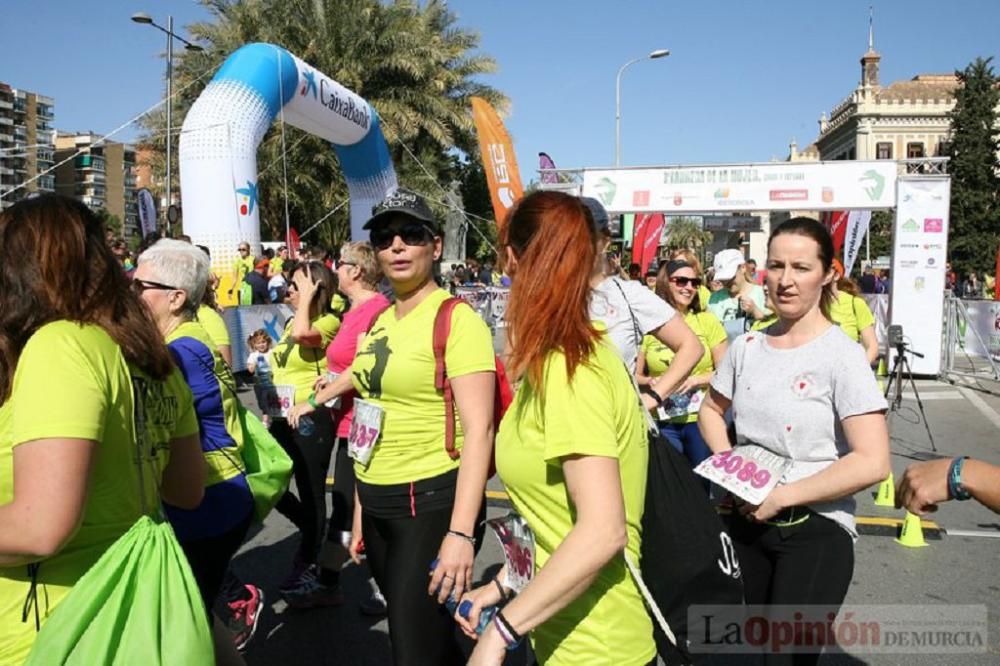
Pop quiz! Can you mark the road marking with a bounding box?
[945,529,1000,539]
[957,387,1000,431]
[901,393,963,401]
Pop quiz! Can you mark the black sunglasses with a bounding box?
[131,279,179,293]
[335,259,357,269]
[370,222,435,251]
[669,276,703,288]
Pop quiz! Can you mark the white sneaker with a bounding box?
[359,577,387,616]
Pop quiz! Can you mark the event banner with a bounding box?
[471,97,524,227]
[889,176,951,375]
[842,210,872,276]
[581,161,897,213]
[137,188,157,237]
[632,213,665,276]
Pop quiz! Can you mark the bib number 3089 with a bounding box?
[348,399,384,467]
[694,444,791,505]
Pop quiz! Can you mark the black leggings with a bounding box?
[358,471,485,666]
[271,409,334,563]
[727,509,855,666]
[326,437,355,539]
[181,513,253,610]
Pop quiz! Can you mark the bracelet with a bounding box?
[446,529,476,546]
[307,392,319,409]
[948,456,972,501]
[640,384,665,406]
[494,610,523,650]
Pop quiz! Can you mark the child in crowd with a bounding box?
[246,328,274,425]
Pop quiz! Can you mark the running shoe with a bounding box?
[359,577,387,616]
[282,567,344,609]
[278,556,312,595]
[227,585,265,652]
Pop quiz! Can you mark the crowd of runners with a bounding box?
[1,190,999,666]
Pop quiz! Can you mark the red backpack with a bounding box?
[432,298,514,473]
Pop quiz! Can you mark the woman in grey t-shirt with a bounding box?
[699,218,889,663]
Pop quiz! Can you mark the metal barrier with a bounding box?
[940,296,1000,383]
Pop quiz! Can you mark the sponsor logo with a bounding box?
[487,143,516,208]
[769,189,808,201]
[300,68,318,99]
[673,193,683,206]
[319,79,370,130]
[901,218,919,232]
[900,260,919,268]
[860,169,886,201]
[900,243,919,249]
[595,177,617,206]
[633,190,650,206]
[822,187,834,203]
[923,243,943,250]
[235,180,258,216]
[715,188,730,199]
[925,218,944,233]
[927,257,937,267]
[914,276,925,292]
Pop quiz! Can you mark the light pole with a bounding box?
[615,48,669,167]
[131,12,203,234]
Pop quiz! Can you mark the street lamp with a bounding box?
[131,12,203,234]
[615,48,670,167]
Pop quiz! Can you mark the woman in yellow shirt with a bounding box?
[460,191,656,666]
[269,261,342,599]
[347,188,496,666]
[830,259,879,365]
[637,259,728,471]
[0,195,205,663]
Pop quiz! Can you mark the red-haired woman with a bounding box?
[460,191,656,666]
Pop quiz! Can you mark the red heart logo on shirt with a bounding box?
[799,382,806,389]
[786,425,792,432]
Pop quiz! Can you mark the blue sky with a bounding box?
[2,0,998,180]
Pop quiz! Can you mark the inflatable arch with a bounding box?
[179,42,397,272]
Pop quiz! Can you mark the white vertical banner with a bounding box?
[889,177,951,375]
[842,210,871,276]
[137,188,157,237]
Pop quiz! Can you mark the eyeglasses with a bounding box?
[131,279,179,293]
[669,276,703,288]
[238,247,250,253]
[370,222,435,251]
[335,259,357,269]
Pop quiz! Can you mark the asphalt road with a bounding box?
[230,372,999,665]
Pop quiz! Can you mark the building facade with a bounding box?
[0,82,56,210]
[54,133,139,237]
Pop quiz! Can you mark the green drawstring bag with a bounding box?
[24,516,213,665]
[24,368,213,665]
[239,280,253,306]
[238,406,293,522]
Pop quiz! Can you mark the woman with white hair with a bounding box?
[133,240,253,619]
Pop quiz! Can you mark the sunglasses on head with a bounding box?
[370,222,435,251]
[669,276,703,288]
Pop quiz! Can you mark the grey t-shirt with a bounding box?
[590,277,676,374]
[710,325,887,537]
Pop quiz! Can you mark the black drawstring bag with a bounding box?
[638,431,746,664]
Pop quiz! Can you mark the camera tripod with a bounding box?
[883,342,937,452]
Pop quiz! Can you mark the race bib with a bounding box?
[486,513,535,593]
[348,398,384,467]
[323,372,341,409]
[694,444,792,505]
[262,384,296,418]
[656,389,704,421]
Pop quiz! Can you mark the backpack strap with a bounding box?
[434,297,465,460]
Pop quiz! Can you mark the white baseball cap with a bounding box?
[712,249,746,281]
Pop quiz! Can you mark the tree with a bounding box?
[947,57,1000,275]
[663,216,712,259]
[95,208,123,238]
[140,0,507,250]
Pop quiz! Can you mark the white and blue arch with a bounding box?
[179,42,397,265]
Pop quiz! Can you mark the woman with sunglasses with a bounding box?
[461,191,655,666]
[268,261,342,600]
[285,242,390,612]
[582,197,702,414]
[637,260,728,472]
[0,196,205,663]
[345,188,495,665]
[133,239,252,662]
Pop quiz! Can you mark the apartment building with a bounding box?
[0,82,56,209]
[54,133,139,237]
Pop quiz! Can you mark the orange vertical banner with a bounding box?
[471,97,524,228]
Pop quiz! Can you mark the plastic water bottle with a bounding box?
[430,558,497,634]
[298,414,315,437]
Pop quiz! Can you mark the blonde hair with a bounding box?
[247,328,272,350]
[670,248,704,276]
[339,241,382,290]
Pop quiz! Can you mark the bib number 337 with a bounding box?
[348,399,384,467]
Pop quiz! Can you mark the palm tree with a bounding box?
[140,0,507,249]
